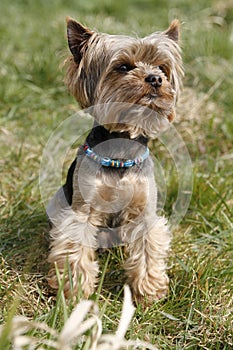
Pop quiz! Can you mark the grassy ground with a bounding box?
[0,0,233,349]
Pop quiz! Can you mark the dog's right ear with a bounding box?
[66,17,93,64]
[164,19,181,43]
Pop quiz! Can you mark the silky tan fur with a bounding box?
[47,18,184,302]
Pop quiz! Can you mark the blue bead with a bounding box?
[101,157,111,166]
[124,160,133,167]
[86,148,92,156]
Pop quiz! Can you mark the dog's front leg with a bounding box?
[124,216,171,303]
[48,210,99,299]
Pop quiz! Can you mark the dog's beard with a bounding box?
[92,102,171,139]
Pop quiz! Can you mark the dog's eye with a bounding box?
[117,64,134,73]
[159,65,169,78]
[158,65,166,74]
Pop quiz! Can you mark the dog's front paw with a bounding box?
[48,264,98,299]
[130,274,169,304]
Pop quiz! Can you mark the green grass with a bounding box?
[0,0,233,349]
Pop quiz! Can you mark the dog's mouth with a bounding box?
[140,91,175,111]
[147,93,159,99]
[135,88,176,123]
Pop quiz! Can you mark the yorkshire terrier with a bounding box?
[47,18,183,302]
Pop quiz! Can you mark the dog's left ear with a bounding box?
[145,19,181,43]
[66,17,93,64]
[164,19,180,42]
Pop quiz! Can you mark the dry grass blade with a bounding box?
[59,300,98,340]
[0,286,157,350]
[115,285,135,340]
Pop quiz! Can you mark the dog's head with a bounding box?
[65,18,184,138]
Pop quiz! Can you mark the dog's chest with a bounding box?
[73,165,149,228]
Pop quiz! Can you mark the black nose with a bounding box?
[145,74,162,87]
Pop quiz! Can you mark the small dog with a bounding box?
[47,18,183,302]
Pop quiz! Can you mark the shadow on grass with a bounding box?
[1,206,50,274]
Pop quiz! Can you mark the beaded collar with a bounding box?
[83,143,149,168]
